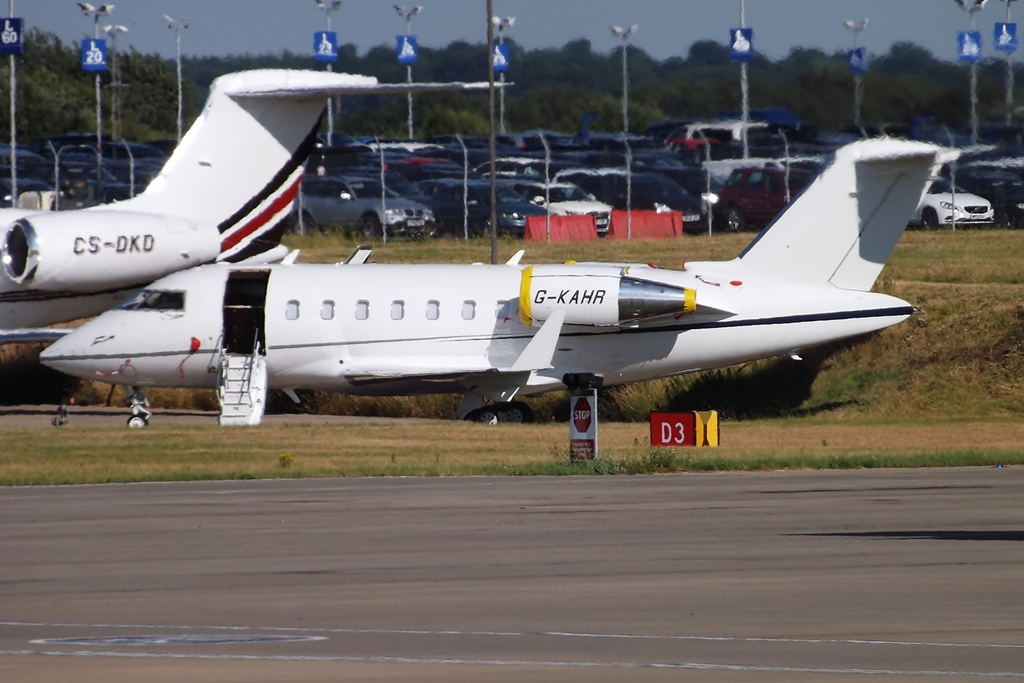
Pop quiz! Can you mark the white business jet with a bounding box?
[41,138,942,427]
[0,69,490,342]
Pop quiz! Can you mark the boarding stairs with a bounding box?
[217,339,267,426]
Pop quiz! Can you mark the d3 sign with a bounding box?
[650,411,719,448]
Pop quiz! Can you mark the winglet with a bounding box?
[510,310,564,372]
[342,245,373,265]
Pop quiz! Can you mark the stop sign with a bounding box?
[573,397,592,433]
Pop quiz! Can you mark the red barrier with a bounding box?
[524,214,598,243]
[606,210,683,239]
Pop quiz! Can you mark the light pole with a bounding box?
[492,15,513,134]
[7,0,17,205]
[610,24,637,135]
[486,0,497,264]
[77,3,112,152]
[956,0,989,145]
[739,0,749,158]
[394,4,422,139]
[162,14,188,143]
[103,23,127,141]
[999,0,1015,124]
[844,18,868,130]
[315,0,342,143]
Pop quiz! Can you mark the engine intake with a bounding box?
[2,219,39,284]
[519,264,696,327]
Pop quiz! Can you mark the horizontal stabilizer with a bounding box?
[222,70,496,98]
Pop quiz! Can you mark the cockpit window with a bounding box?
[117,290,186,311]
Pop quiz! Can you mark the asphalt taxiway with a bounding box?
[2,468,1022,681]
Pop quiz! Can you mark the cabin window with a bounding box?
[495,300,510,319]
[285,300,300,320]
[391,300,405,320]
[462,300,476,320]
[116,290,185,311]
[355,300,369,320]
[321,300,335,320]
[426,300,440,320]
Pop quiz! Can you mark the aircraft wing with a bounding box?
[0,328,72,344]
[344,312,565,389]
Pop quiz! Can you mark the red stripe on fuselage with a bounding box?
[220,173,303,253]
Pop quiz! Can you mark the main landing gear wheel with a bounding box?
[464,401,534,424]
[467,406,499,425]
[498,401,534,424]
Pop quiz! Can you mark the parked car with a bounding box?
[501,179,613,235]
[911,177,994,228]
[952,170,1024,228]
[416,179,546,237]
[716,166,812,231]
[553,168,704,231]
[298,176,436,237]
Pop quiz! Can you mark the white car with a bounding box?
[912,177,994,228]
[503,180,613,235]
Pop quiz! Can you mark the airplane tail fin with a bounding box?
[114,70,491,263]
[738,139,945,291]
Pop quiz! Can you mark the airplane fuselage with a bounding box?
[41,260,913,397]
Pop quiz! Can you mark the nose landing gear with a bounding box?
[125,387,152,428]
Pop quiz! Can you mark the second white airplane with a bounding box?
[41,138,942,426]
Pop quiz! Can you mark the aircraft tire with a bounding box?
[725,205,746,232]
[127,415,148,429]
[466,407,499,425]
[498,401,534,424]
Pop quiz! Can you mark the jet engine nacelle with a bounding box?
[0,211,221,292]
[519,264,696,327]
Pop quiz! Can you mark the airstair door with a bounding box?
[218,270,270,426]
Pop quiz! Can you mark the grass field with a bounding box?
[2,417,1021,486]
[2,229,1024,484]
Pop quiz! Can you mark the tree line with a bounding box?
[0,28,1020,143]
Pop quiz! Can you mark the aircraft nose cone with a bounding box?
[39,331,91,379]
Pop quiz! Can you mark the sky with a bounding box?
[17,0,1024,65]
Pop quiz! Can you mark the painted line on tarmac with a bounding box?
[0,648,1021,677]
[3,620,1021,651]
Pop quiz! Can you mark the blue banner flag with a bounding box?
[729,28,754,62]
[313,31,338,63]
[0,18,24,56]
[848,47,867,75]
[958,30,982,63]
[81,39,107,72]
[492,43,510,72]
[995,23,1018,53]
[396,35,418,64]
